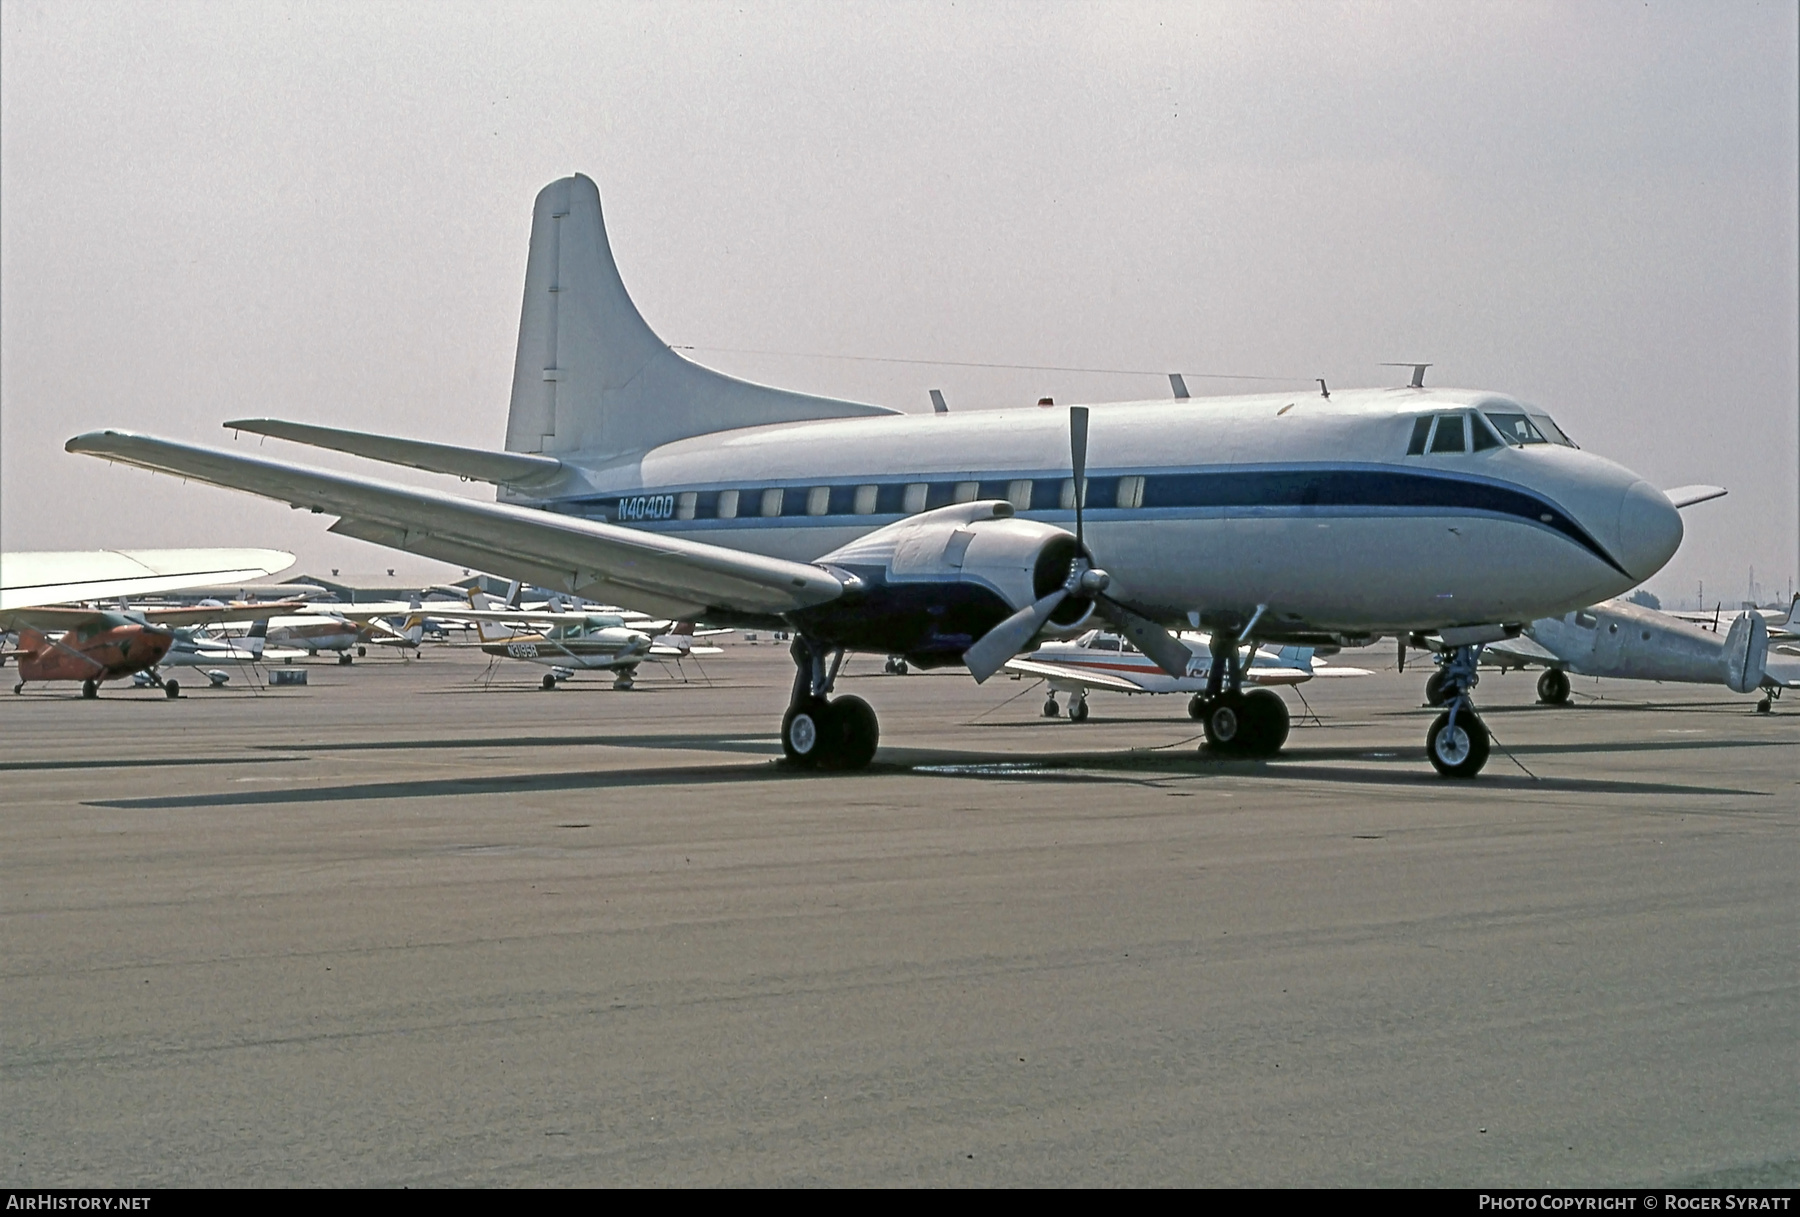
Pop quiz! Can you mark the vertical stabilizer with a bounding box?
[505,175,898,467]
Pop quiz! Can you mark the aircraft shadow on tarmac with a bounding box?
[85,735,1770,810]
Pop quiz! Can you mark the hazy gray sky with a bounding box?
[4,1,1795,606]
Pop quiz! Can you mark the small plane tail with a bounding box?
[502,175,899,470]
[1721,611,1769,694]
[244,618,269,658]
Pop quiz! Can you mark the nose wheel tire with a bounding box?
[783,695,879,771]
[1427,710,1490,778]
[541,674,558,690]
[1424,669,1449,706]
[81,679,98,699]
[1068,697,1089,723]
[338,653,353,665]
[1188,694,1207,721]
[163,680,180,699]
[1536,669,1570,704]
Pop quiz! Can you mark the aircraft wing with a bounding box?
[0,547,294,613]
[1485,635,1561,667]
[1002,658,1149,692]
[67,432,847,621]
[1662,484,1728,510]
[0,600,308,633]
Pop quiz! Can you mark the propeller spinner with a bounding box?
[963,407,1192,682]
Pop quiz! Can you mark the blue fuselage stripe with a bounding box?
[539,465,1624,575]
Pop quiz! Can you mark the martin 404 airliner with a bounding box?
[70,174,1708,776]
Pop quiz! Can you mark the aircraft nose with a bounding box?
[1615,480,1683,581]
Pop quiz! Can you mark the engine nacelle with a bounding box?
[793,501,1094,666]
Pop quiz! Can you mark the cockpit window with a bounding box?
[1470,413,1504,451]
[1484,412,1549,445]
[1428,413,1466,454]
[1530,414,1576,447]
[1406,416,1433,456]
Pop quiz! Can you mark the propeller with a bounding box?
[964,407,1193,682]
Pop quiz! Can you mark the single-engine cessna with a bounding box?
[1008,628,1371,729]
[70,174,1702,774]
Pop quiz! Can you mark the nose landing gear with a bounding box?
[1536,668,1571,705]
[781,638,879,771]
[1426,644,1490,778]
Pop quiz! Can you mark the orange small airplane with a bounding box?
[10,611,177,698]
[6,602,306,698]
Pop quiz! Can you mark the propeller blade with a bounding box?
[1095,594,1192,679]
[963,588,1069,683]
[1069,405,1089,550]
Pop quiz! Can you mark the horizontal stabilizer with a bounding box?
[226,420,564,489]
[1663,484,1727,509]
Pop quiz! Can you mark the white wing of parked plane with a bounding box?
[1003,657,1149,692]
[0,547,293,614]
[65,432,846,622]
[1661,485,1728,510]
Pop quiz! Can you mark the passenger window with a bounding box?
[853,485,879,515]
[1406,416,1433,456]
[1116,476,1145,508]
[717,489,739,519]
[1428,414,1466,454]
[902,483,928,514]
[953,481,979,504]
[1484,412,1548,445]
[806,486,830,516]
[760,488,784,517]
[1006,479,1033,511]
[1093,636,1120,651]
[1574,611,1599,629]
[1060,478,1088,509]
[675,492,697,521]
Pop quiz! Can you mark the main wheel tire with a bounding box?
[1202,692,1247,753]
[1427,710,1490,778]
[1042,697,1060,718]
[894,660,908,675]
[1756,697,1772,714]
[1536,669,1570,704]
[1424,669,1449,706]
[819,695,879,771]
[338,653,353,665]
[1239,688,1289,756]
[357,646,367,658]
[163,680,180,699]
[1188,694,1207,721]
[81,679,99,699]
[541,674,557,690]
[1068,698,1089,723]
[782,698,830,768]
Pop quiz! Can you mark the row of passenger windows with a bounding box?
[650,475,1147,521]
[1406,410,1575,456]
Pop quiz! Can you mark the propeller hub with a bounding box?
[1078,567,1111,595]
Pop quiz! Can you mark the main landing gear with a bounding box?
[782,638,879,771]
[1426,645,1490,778]
[1536,668,1571,705]
[1042,692,1088,721]
[1192,630,1289,758]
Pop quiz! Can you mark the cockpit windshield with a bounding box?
[1483,409,1577,448]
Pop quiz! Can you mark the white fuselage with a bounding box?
[506,388,1682,636]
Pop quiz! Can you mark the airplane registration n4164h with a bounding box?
[68,174,1706,776]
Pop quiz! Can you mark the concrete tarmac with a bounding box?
[3,643,1795,1186]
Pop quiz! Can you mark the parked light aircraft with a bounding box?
[2,549,294,697]
[445,588,722,688]
[1476,597,1799,713]
[1007,629,1372,735]
[71,174,1704,775]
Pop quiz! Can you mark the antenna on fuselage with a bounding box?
[1169,374,1190,399]
[1317,379,1330,399]
[929,389,948,414]
[1382,362,1432,388]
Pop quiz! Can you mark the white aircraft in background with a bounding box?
[442,587,724,689]
[73,173,1707,776]
[1007,629,1371,737]
[1476,596,1799,713]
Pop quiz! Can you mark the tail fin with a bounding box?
[245,618,268,657]
[503,175,899,469]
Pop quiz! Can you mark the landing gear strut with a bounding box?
[782,638,878,770]
[1067,692,1089,723]
[1427,644,1490,778]
[1194,627,1288,757]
